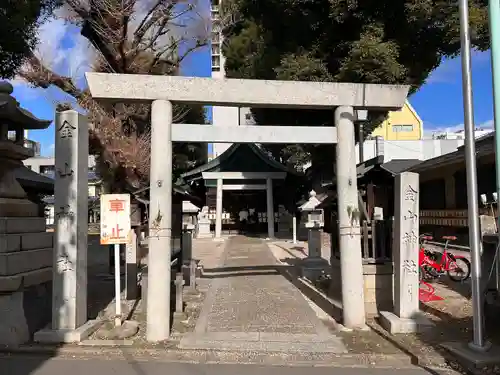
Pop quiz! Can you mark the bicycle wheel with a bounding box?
[447,257,471,282]
[420,265,435,282]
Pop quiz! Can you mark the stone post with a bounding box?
[181,227,193,264]
[335,106,366,329]
[266,178,275,239]
[215,178,223,239]
[125,226,139,300]
[175,273,184,315]
[36,110,89,341]
[293,215,297,244]
[147,100,172,342]
[380,172,433,333]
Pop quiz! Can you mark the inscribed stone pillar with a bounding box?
[266,178,275,239]
[334,105,366,329]
[215,178,223,238]
[52,110,88,330]
[380,172,433,333]
[393,172,420,318]
[147,100,172,342]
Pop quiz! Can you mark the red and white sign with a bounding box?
[100,194,131,245]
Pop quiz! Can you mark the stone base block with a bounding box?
[0,198,38,217]
[197,223,211,238]
[0,266,52,292]
[0,247,52,276]
[379,310,434,334]
[301,257,328,281]
[0,291,29,346]
[0,217,46,234]
[441,341,500,367]
[34,319,103,343]
[174,311,187,320]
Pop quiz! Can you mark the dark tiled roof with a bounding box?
[380,159,423,175]
[14,166,54,194]
[181,143,299,180]
[41,170,101,182]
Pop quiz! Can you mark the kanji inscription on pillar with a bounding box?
[393,172,420,319]
[100,194,131,245]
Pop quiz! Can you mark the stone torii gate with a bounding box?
[86,72,409,342]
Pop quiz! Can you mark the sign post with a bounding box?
[100,194,131,327]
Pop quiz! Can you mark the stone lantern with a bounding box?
[0,82,52,216]
[299,190,328,280]
[182,200,200,232]
[298,190,321,240]
[0,82,53,346]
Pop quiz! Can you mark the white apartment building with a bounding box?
[210,0,252,160]
[429,128,494,140]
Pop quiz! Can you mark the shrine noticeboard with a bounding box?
[100,194,131,245]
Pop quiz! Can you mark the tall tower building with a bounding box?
[210,0,253,160]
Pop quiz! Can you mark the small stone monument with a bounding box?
[299,191,328,280]
[380,172,433,333]
[196,206,211,238]
[277,205,293,238]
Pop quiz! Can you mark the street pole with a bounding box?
[458,0,487,350]
[488,0,500,307]
[114,243,122,327]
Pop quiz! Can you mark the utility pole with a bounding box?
[458,0,488,350]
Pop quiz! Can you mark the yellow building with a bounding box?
[370,100,423,140]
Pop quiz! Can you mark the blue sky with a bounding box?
[11,22,494,156]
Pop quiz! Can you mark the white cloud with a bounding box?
[424,119,494,138]
[11,0,208,109]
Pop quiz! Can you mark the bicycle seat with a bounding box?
[421,235,433,240]
[442,236,457,241]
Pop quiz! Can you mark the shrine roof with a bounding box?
[408,133,494,173]
[0,82,52,130]
[181,143,299,181]
[14,166,54,194]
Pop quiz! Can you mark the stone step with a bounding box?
[179,332,347,353]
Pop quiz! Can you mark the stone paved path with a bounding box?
[180,236,346,353]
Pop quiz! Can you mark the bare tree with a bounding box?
[20,0,209,192]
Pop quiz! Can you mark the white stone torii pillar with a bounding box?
[86,72,409,338]
[335,106,365,329]
[147,99,173,341]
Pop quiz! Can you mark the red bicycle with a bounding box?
[419,234,471,282]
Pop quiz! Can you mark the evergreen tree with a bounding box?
[0,0,60,78]
[221,0,489,170]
